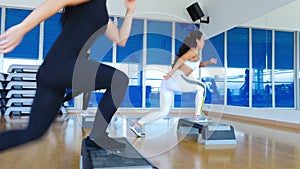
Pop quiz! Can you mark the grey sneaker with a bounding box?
[194,114,212,123]
[85,136,125,150]
[130,123,145,137]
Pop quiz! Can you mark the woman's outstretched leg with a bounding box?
[138,81,173,124]
[0,82,65,151]
[130,80,174,137]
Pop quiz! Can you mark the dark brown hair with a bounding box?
[172,30,203,67]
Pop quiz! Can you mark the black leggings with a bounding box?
[0,0,128,151]
[0,63,128,151]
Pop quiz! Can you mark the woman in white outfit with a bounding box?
[130,30,217,137]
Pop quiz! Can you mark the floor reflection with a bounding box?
[106,114,300,169]
[1,113,299,169]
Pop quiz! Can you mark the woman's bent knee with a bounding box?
[113,70,129,88]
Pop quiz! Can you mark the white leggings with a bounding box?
[138,70,206,124]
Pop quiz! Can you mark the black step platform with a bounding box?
[81,137,157,169]
[178,118,237,145]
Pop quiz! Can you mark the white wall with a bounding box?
[199,0,295,38]
[108,0,196,22]
[0,0,198,21]
[242,0,300,31]
[109,0,296,38]
[0,0,295,38]
[0,0,41,9]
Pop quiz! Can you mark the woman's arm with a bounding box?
[105,0,135,46]
[0,0,90,54]
[199,58,218,67]
[164,49,195,79]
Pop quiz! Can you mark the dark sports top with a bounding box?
[39,0,109,87]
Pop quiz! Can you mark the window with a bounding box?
[227,27,249,106]
[43,13,62,58]
[274,31,294,107]
[89,36,113,62]
[116,18,144,107]
[5,9,39,59]
[145,20,172,107]
[202,33,225,105]
[252,29,272,107]
[174,23,199,108]
[90,17,114,63]
[0,8,1,30]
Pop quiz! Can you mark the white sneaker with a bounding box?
[130,122,145,138]
[194,114,212,123]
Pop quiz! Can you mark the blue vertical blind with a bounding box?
[145,20,172,108]
[202,33,224,66]
[202,33,225,105]
[227,28,249,107]
[43,13,62,58]
[116,18,143,63]
[275,31,294,69]
[275,31,294,108]
[90,35,113,62]
[90,17,114,62]
[252,29,272,107]
[117,18,144,107]
[5,9,39,59]
[227,28,249,68]
[0,8,1,30]
[252,29,272,69]
[146,20,172,65]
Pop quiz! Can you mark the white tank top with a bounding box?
[184,59,201,70]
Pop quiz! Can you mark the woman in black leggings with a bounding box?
[0,0,135,151]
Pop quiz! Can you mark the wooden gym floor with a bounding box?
[0,113,300,169]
